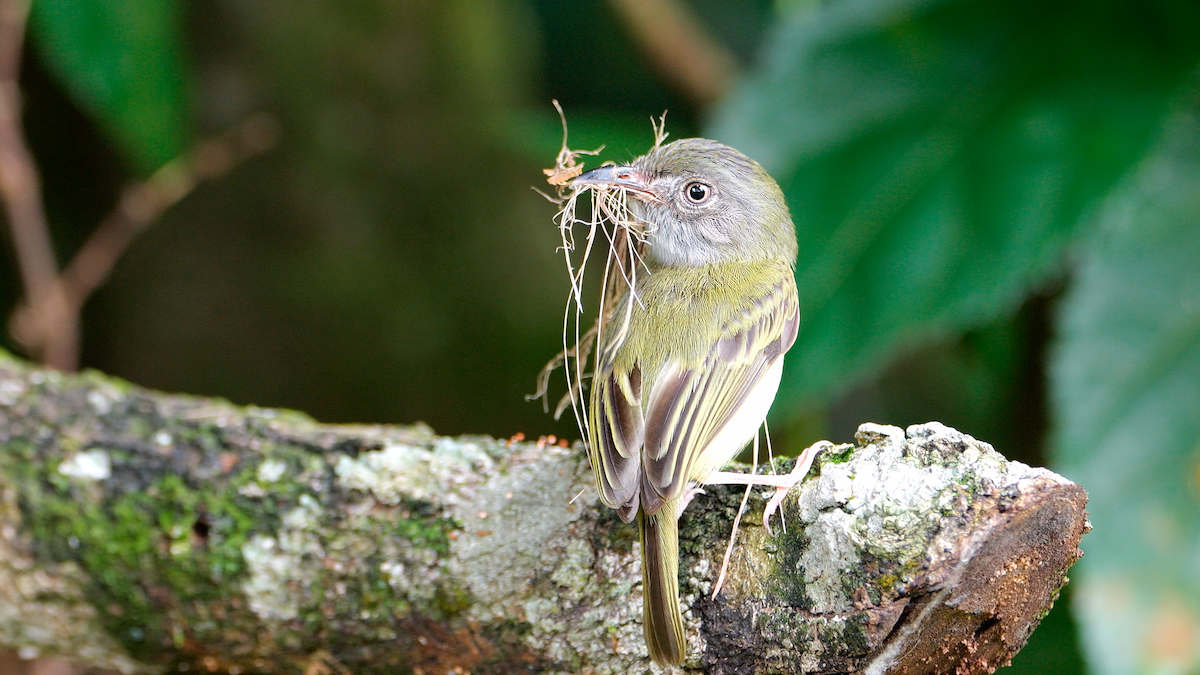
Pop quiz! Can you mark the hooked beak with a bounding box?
[571,165,659,201]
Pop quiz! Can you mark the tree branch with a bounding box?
[0,0,278,372]
[4,113,279,372]
[606,0,737,109]
[0,352,1087,674]
[0,0,64,363]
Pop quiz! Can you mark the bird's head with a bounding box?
[573,138,796,268]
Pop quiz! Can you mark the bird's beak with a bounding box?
[572,165,659,202]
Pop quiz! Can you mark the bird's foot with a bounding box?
[705,441,832,535]
[681,485,706,509]
[760,441,832,536]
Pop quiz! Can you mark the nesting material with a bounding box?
[531,104,670,440]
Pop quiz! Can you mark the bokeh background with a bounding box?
[2,0,1199,672]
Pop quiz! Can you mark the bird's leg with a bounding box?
[760,441,831,535]
[680,485,706,509]
[703,441,833,536]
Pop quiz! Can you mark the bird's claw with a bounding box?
[762,441,833,537]
[762,489,789,537]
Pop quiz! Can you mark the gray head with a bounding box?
[573,138,796,268]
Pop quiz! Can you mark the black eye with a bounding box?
[684,182,711,204]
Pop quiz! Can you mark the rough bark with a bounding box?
[0,352,1088,674]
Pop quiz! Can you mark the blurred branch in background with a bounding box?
[2,0,275,373]
[0,0,60,362]
[607,0,737,110]
[6,113,279,371]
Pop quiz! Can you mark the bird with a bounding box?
[573,137,813,666]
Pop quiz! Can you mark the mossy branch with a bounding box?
[0,352,1087,674]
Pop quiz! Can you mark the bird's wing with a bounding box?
[589,307,645,520]
[638,278,799,516]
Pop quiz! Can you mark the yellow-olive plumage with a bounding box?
[576,139,799,666]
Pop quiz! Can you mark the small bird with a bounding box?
[574,138,808,666]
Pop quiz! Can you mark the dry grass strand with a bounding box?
[529,103,658,439]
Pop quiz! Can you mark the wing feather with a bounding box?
[590,366,643,516]
[640,279,799,514]
[587,265,800,520]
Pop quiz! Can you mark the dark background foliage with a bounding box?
[4,0,1200,671]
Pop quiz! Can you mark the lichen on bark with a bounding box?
[0,352,1087,674]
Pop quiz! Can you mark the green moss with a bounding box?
[2,437,36,462]
[839,564,869,601]
[318,496,458,622]
[15,462,263,660]
[488,618,532,641]
[857,549,926,603]
[1,421,335,661]
[768,520,811,608]
[0,368,485,668]
[824,614,869,655]
[393,501,454,556]
[824,445,857,464]
[431,581,472,619]
[875,572,902,594]
[756,607,816,650]
[124,417,153,442]
[950,473,982,496]
[591,507,637,554]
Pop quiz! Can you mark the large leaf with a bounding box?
[28,0,189,173]
[707,0,1200,417]
[1050,110,1200,675]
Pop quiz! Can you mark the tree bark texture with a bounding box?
[0,352,1088,674]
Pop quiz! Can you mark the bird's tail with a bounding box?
[639,506,686,666]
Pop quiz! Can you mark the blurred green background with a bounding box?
[4,0,1200,672]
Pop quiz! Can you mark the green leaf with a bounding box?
[707,0,1200,416]
[1049,110,1200,675]
[28,0,189,174]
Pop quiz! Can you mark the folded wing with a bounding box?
[589,277,799,520]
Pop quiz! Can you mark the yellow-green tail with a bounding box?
[639,508,686,666]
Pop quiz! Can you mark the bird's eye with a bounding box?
[684,182,712,204]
